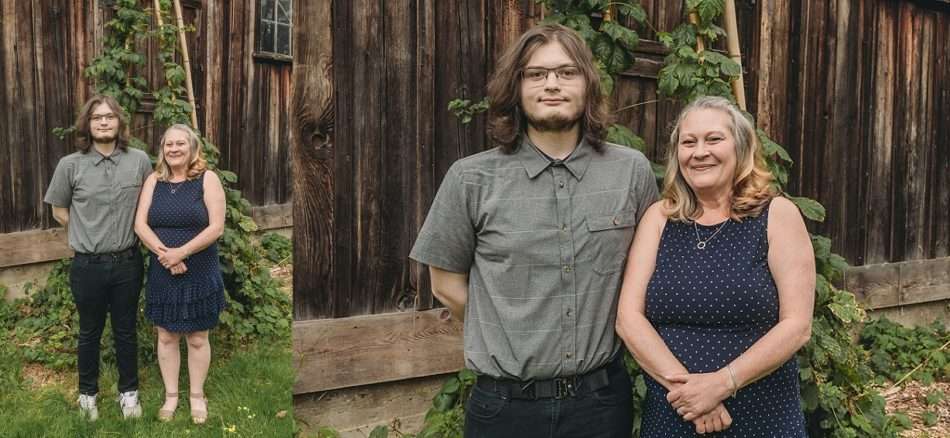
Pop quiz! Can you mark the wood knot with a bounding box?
[439,309,452,321]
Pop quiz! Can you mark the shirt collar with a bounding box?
[91,145,124,166]
[517,134,593,181]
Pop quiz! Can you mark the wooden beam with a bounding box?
[293,309,464,394]
[249,202,292,230]
[0,228,72,268]
[0,203,288,269]
[845,256,950,309]
[294,373,451,436]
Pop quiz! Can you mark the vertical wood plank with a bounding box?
[934,12,950,258]
[381,0,417,313]
[754,0,792,147]
[350,0,384,316]
[0,0,12,233]
[895,3,932,261]
[412,0,437,310]
[203,0,223,143]
[865,1,896,264]
[331,0,355,318]
[291,0,334,320]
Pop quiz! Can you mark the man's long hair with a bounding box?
[486,24,612,154]
[74,94,129,153]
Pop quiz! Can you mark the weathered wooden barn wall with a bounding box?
[0,0,292,236]
[748,0,950,267]
[295,0,949,320]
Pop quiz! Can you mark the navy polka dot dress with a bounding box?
[642,202,806,437]
[145,173,226,333]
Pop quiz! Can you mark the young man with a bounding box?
[44,95,153,420]
[410,24,658,437]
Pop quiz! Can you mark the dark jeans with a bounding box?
[464,354,633,438]
[69,248,143,395]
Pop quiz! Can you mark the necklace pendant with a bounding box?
[696,241,706,250]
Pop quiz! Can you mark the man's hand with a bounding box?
[692,403,733,434]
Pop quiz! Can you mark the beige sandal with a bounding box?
[157,392,178,422]
[189,392,208,424]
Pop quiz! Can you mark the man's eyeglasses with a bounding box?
[521,65,582,83]
[91,114,118,123]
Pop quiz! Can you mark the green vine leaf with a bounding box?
[687,0,725,24]
[788,195,827,222]
[601,20,639,50]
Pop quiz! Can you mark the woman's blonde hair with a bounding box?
[662,96,776,221]
[155,124,207,181]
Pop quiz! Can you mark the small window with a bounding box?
[256,0,292,61]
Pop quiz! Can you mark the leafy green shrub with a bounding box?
[860,318,949,385]
[260,232,293,265]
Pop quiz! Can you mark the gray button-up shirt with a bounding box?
[44,146,153,254]
[410,137,658,380]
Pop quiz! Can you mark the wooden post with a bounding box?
[172,0,199,128]
[723,0,747,110]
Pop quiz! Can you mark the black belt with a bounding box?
[474,354,619,400]
[74,246,138,263]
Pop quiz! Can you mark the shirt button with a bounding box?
[561,224,568,231]
[562,265,572,273]
[566,309,572,317]
[566,353,572,359]
[558,180,565,188]
[613,216,620,225]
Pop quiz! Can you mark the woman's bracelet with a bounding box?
[726,364,739,397]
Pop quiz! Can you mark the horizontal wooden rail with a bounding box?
[0,228,72,269]
[293,309,464,394]
[845,257,950,309]
[0,203,291,269]
[294,257,950,395]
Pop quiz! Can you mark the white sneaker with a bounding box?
[118,390,142,419]
[78,394,98,421]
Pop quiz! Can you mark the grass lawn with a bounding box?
[0,337,295,437]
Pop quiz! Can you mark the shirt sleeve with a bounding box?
[139,152,154,182]
[633,157,659,222]
[409,162,476,273]
[43,157,74,208]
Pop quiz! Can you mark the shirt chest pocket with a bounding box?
[117,170,143,206]
[586,209,637,274]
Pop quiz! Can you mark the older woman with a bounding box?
[616,96,815,436]
[134,124,226,424]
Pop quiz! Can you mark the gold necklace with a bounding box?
[693,219,730,250]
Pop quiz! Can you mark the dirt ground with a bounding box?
[883,380,950,437]
[270,264,292,295]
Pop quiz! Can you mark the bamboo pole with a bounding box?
[152,0,163,26]
[172,0,199,129]
[688,12,706,55]
[723,0,747,110]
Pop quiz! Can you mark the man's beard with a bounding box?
[91,131,118,144]
[525,110,582,133]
